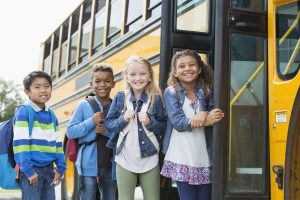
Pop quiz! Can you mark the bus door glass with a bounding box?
[228,33,266,193]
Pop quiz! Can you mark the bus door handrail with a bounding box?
[283,38,300,75]
[279,11,300,45]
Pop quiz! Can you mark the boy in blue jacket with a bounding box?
[13,71,66,200]
[67,63,116,200]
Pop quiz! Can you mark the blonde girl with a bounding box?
[161,49,224,200]
[105,56,166,200]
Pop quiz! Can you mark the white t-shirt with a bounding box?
[164,97,211,167]
[115,98,158,173]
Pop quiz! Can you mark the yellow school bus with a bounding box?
[39,0,299,199]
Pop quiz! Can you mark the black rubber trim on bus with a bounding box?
[284,87,300,200]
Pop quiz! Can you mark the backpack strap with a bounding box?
[23,104,57,135]
[86,98,101,113]
[24,104,35,136]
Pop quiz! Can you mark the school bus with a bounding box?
[38,0,299,199]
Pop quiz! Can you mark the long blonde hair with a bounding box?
[124,56,162,111]
[167,49,213,103]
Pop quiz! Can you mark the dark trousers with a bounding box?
[176,181,212,200]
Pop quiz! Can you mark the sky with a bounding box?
[0,0,82,86]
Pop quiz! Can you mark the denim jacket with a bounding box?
[162,85,214,162]
[105,90,166,158]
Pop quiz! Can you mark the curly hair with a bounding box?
[167,49,213,103]
[91,62,114,81]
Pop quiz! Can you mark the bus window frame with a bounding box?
[124,0,143,33]
[68,9,80,71]
[92,0,106,53]
[59,21,69,77]
[43,38,52,74]
[79,0,93,61]
[107,0,123,45]
[174,0,212,35]
[146,0,161,20]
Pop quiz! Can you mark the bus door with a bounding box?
[160,0,215,199]
[269,1,300,199]
[213,0,269,200]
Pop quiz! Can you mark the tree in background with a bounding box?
[0,78,24,122]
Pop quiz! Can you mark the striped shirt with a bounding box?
[13,101,66,178]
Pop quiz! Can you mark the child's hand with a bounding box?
[95,123,105,135]
[189,111,208,128]
[124,109,136,122]
[93,112,105,124]
[138,112,150,125]
[28,172,38,186]
[205,108,224,126]
[51,169,62,187]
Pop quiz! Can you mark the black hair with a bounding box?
[23,70,52,90]
[90,62,114,81]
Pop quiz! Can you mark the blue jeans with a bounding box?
[176,182,212,200]
[18,164,55,200]
[79,168,116,200]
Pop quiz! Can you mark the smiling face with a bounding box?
[175,55,201,87]
[126,62,152,95]
[25,77,52,109]
[90,71,115,102]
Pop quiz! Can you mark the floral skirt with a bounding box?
[161,160,212,185]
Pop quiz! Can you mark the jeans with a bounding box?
[79,168,116,200]
[176,182,212,200]
[18,164,55,200]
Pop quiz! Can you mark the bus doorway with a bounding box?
[213,1,269,200]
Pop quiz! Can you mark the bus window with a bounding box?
[69,9,80,70]
[93,0,106,53]
[80,0,92,63]
[176,0,210,33]
[59,22,69,76]
[43,39,51,75]
[228,33,266,193]
[230,0,266,12]
[125,0,143,33]
[146,0,161,21]
[107,0,123,45]
[276,2,300,79]
[51,32,59,81]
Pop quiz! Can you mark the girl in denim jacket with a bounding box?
[161,50,224,200]
[105,56,166,200]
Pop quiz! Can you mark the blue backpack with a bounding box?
[0,104,57,189]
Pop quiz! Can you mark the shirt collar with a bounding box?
[177,82,201,92]
[28,100,49,112]
[129,89,148,103]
